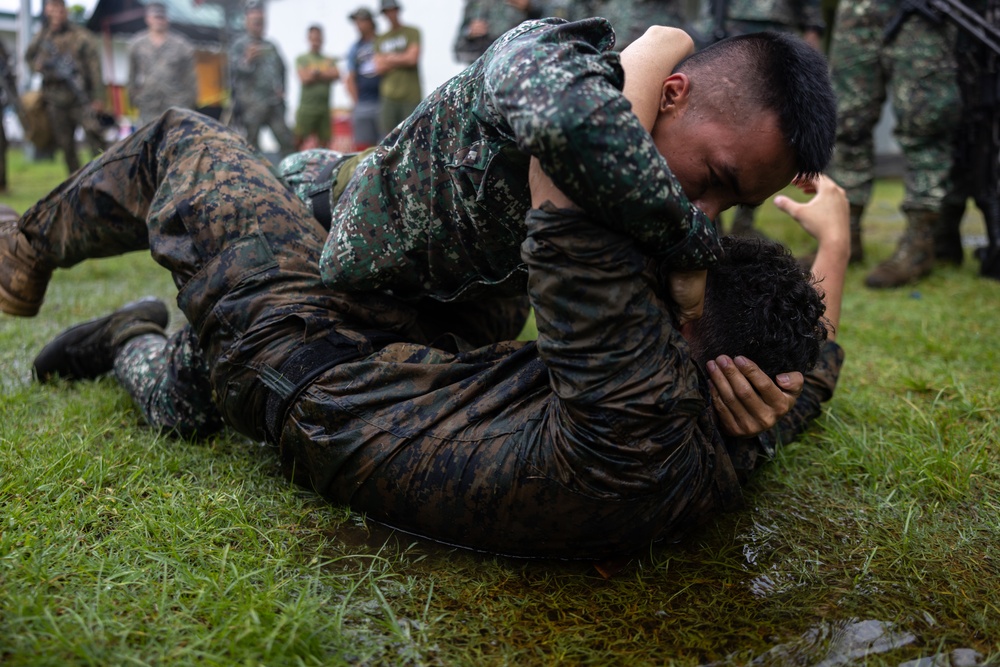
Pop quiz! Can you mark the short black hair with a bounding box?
[690,236,828,378]
[676,32,837,179]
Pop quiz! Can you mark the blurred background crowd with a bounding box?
[0,0,997,288]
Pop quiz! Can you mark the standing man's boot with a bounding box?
[864,209,936,288]
[848,203,864,264]
[0,205,53,317]
[933,200,965,266]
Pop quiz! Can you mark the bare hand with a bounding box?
[773,174,849,247]
[706,355,803,437]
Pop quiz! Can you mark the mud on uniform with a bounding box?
[18,19,843,559]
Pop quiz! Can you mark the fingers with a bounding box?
[706,355,799,437]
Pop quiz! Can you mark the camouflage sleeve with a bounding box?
[25,31,43,71]
[483,18,721,270]
[761,340,845,453]
[523,203,707,437]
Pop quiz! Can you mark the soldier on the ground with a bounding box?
[229,3,295,157]
[24,0,109,174]
[127,2,197,126]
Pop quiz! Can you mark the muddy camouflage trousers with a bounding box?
[827,0,959,212]
[17,109,761,558]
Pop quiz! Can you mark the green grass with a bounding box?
[2,150,999,665]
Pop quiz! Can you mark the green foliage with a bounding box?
[1,157,999,665]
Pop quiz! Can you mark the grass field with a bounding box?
[1,149,999,666]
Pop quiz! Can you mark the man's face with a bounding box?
[246,10,265,39]
[45,2,68,29]
[308,28,323,52]
[650,78,796,221]
[383,8,400,24]
[355,17,375,37]
[146,11,167,32]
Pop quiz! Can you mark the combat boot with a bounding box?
[0,205,53,317]
[33,297,169,383]
[933,200,965,266]
[864,209,936,289]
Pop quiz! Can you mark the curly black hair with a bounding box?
[690,236,828,378]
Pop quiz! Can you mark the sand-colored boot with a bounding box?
[864,209,936,289]
[0,205,53,317]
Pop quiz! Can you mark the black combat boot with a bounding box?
[33,297,170,383]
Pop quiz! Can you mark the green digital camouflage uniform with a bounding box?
[16,108,843,559]
[229,33,295,155]
[25,20,109,174]
[827,0,959,213]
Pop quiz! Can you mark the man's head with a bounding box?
[681,236,828,378]
[350,7,376,37]
[381,0,401,26]
[650,31,837,220]
[145,2,168,32]
[307,24,323,52]
[44,0,68,30]
[245,6,265,39]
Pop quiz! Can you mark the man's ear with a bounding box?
[659,73,691,116]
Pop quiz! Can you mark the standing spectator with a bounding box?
[294,25,339,150]
[704,0,825,238]
[453,0,543,65]
[374,0,421,136]
[345,7,383,150]
[24,0,109,174]
[827,1,959,287]
[127,2,197,126]
[229,2,295,157]
[539,0,595,21]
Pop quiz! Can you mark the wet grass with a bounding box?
[2,153,999,665]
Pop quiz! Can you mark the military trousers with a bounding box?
[20,109,732,559]
[827,1,959,211]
